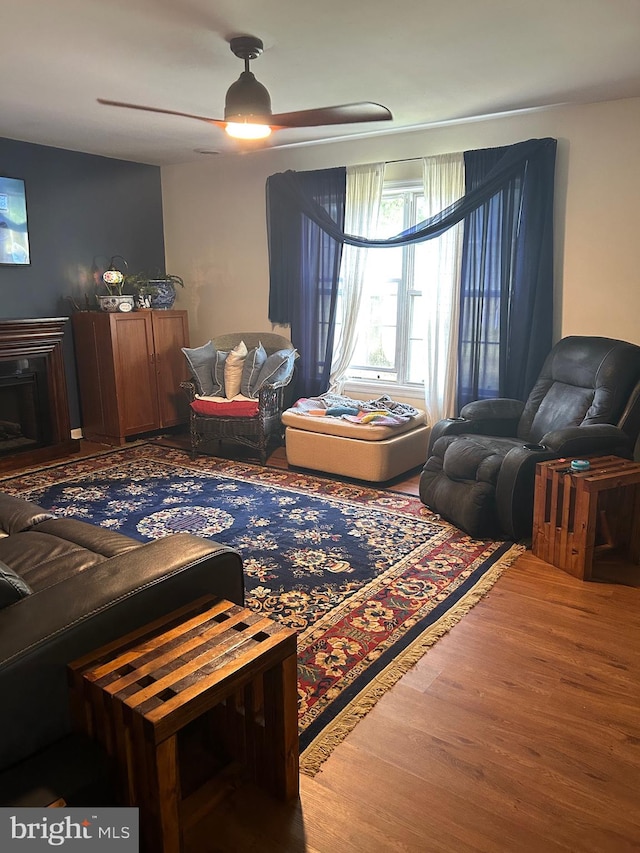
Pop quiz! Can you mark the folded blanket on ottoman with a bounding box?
[290,394,421,427]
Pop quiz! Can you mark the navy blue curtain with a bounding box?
[267,167,346,397]
[267,137,556,402]
[457,141,556,406]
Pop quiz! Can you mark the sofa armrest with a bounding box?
[0,493,55,536]
[0,534,244,771]
[426,419,472,456]
[496,444,558,541]
[540,423,634,457]
[460,398,525,420]
[427,399,525,457]
[458,398,525,436]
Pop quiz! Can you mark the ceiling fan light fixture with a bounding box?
[224,67,273,138]
[225,121,272,139]
[224,72,272,119]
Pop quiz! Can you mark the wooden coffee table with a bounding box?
[68,596,298,853]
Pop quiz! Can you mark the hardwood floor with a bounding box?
[4,437,639,852]
[188,553,640,853]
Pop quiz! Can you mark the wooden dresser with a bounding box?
[72,310,190,445]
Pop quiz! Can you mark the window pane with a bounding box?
[408,338,425,384]
[368,245,403,283]
[350,280,398,371]
[377,196,406,238]
[408,293,425,383]
[414,234,449,298]
[409,293,424,338]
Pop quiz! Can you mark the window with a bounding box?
[344,183,430,387]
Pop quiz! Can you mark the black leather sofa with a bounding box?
[0,491,244,780]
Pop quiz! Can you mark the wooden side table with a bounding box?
[68,597,298,853]
[532,455,640,580]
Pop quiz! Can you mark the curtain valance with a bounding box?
[266,137,556,250]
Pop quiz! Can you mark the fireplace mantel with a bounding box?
[0,318,79,473]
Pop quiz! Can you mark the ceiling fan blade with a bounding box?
[271,102,392,128]
[97,99,225,128]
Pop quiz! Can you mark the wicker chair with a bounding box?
[180,332,297,464]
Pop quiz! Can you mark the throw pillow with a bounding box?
[181,341,216,396]
[224,340,248,399]
[212,351,228,396]
[240,343,268,398]
[255,348,297,391]
[0,560,33,610]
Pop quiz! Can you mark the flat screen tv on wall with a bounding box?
[0,176,31,266]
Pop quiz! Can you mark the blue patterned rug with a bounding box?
[2,444,522,775]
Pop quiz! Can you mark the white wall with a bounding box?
[161,97,640,350]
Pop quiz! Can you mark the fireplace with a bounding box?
[0,319,79,472]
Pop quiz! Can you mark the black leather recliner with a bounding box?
[419,336,640,541]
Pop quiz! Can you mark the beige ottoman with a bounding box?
[282,408,430,482]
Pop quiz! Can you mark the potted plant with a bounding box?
[126,271,185,310]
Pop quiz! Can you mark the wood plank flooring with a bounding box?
[188,551,640,853]
[4,437,639,852]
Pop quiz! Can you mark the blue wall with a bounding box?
[0,137,165,429]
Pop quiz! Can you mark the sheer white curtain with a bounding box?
[420,153,465,424]
[329,162,385,392]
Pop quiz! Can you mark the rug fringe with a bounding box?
[299,542,524,777]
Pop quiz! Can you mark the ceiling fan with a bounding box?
[98,35,393,141]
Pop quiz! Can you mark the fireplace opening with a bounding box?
[0,358,52,458]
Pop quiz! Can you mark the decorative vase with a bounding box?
[148,280,176,310]
[97,295,135,313]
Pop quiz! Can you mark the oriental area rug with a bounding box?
[1,444,522,776]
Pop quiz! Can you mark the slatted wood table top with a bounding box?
[79,598,295,738]
[562,455,639,484]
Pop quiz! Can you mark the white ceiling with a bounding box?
[3,0,640,166]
